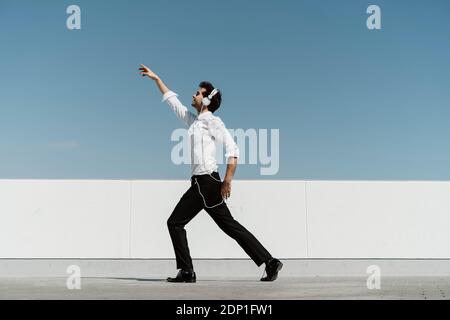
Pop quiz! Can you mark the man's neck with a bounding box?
[198,108,210,115]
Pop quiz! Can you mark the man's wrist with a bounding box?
[224,177,232,183]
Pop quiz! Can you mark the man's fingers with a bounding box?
[221,189,230,199]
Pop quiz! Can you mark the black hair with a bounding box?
[199,81,222,113]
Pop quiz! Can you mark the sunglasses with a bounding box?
[195,91,204,97]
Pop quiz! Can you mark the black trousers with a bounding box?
[167,171,272,270]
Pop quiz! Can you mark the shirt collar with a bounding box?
[197,111,212,120]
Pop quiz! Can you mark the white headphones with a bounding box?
[202,88,220,107]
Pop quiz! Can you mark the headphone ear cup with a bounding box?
[202,97,210,106]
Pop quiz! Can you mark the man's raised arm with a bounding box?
[139,64,196,126]
[139,64,169,94]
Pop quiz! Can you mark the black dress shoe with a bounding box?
[167,269,196,283]
[260,258,283,282]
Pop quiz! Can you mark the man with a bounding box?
[139,64,282,282]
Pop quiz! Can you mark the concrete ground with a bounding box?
[1,260,450,299]
[2,276,450,300]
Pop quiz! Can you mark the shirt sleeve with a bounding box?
[162,91,197,127]
[209,118,240,159]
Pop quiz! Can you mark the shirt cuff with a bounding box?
[225,148,240,159]
[161,91,178,102]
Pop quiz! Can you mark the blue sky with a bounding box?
[1,0,449,180]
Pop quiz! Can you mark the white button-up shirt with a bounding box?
[162,91,240,176]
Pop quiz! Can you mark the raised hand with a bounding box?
[139,64,160,80]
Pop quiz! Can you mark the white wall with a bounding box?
[307,181,450,258]
[0,179,449,259]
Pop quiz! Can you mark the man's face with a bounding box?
[191,87,207,112]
